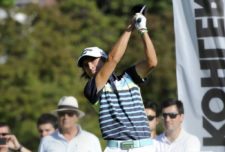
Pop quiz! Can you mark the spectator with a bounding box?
[38,96,102,152]
[144,101,160,138]
[156,98,201,152]
[37,113,58,138]
[0,122,31,152]
[77,7,157,152]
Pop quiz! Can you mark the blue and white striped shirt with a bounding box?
[84,66,150,140]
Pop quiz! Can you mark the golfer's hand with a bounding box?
[134,13,147,33]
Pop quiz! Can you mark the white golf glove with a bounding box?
[134,13,148,34]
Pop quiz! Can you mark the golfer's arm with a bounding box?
[135,32,157,78]
[96,25,133,92]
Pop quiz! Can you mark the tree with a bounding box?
[0,0,15,7]
[0,0,174,150]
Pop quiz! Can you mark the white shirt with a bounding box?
[38,126,102,152]
[155,129,201,152]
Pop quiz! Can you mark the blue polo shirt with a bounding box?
[84,66,150,140]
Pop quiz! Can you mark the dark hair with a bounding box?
[80,57,107,79]
[37,113,58,129]
[160,98,184,114]
[81,68,91,79]
[0,122,11,132]
[144,101,160,117]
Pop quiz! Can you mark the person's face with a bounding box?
[162,105,183,133]
[0,126,10,152]
[82,57,104,77]
[57,111,79,131]
[145,108,158,132]
[38,123,56,138]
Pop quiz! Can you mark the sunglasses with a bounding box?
[147,115,156,121]
[58,111,76,117]
[0,133,10,136]
[162,113,180,119]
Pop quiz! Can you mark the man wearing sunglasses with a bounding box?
[144,101,160,138]
[155,98,201,152]
[38,96,102,152]
[0,122,31,152]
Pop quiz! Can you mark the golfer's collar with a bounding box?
[107,73,118,82]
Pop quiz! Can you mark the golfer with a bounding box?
[77,12,157,152]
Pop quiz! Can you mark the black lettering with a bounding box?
[202,88,225,122]
[200,60,225,86]
[203,117,225,146]
[195,0,225,148]
[198,39,225,58]
[196,18,225,37]
[195,0,224,17]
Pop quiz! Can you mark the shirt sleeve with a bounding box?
[84,77,101,105]
[91,135,102,152]
[185,135,201,152]
[125,66,147,84]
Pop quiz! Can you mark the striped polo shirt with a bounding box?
[84,66,150,140]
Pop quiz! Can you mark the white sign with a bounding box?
[173,0,225,151]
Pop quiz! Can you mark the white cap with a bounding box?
[77,47,107,67]
[54,96,85,118]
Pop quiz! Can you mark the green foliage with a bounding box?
[0,0,15,7]
[0,0,175,151]
[96,0,172,15]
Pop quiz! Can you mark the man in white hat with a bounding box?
[38,96,102,152]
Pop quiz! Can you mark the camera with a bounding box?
[0,138,6,145]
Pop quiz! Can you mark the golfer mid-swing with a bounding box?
[77,12,157,152]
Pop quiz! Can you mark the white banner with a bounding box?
[173,0,225,152]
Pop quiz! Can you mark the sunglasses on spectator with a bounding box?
[0,133,10,136]
[58,111,76,117]
[162,113,180,119]
[147,115,156,121]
